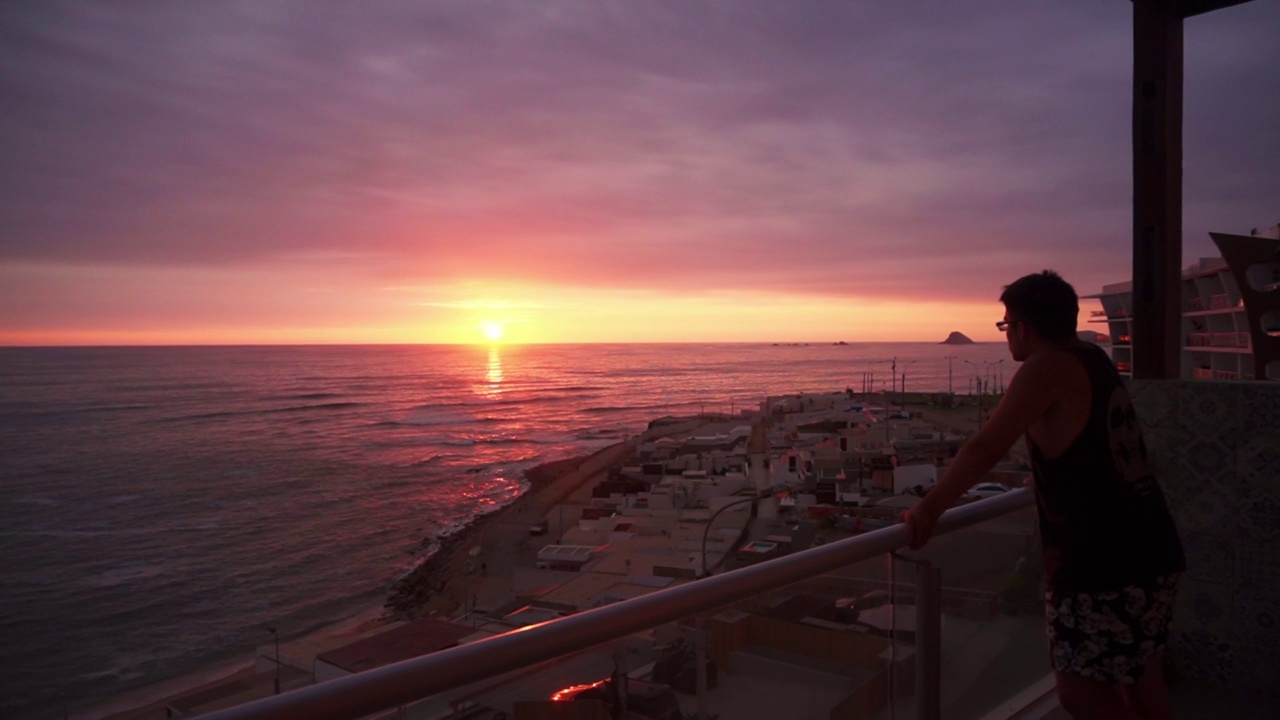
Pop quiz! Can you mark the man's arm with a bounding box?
[901,352,1062,549]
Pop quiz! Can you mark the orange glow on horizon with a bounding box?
[0,267,1100,346]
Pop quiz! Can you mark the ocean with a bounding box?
[0,342,1017,719]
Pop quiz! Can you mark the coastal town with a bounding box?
[97,387,1045,720]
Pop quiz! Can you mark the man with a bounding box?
[902,270,1185,720]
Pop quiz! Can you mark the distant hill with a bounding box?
[1077,330,1111,344]
[941,331,974,345]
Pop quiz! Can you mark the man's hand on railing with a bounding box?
[899,496,945,550]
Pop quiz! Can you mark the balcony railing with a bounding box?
[1188,333,1251,349]
[199,491,1036,720]
[1209,293,1236,310]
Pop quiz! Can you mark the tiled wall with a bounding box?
[1129,380,1280,699]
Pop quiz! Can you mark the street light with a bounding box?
[963,359,983,427]
[992,359,1007,393]
[962,359,981,393]
[984,360,1003,397]
[699,485,789,578]
[943,355,957,395]
[900,360,917,408]
[695,484,788,720]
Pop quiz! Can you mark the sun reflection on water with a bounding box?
[481,346,503,398]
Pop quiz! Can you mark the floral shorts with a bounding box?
[1044,573,1180,685]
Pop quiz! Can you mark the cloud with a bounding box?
[1,0,1277,325]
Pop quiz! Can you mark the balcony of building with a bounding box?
[185,380,1277,720]
[1186,332,1252,351]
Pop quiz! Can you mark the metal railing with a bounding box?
[201,490,1035,720]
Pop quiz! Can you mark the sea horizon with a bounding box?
[0,339,1011,349]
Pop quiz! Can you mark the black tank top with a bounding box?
[1029,343,1185,592]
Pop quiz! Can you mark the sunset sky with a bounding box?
[1,1,1277,346]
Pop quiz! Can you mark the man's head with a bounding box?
[998,270,1078,359]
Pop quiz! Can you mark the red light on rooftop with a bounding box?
[551,679,606,701]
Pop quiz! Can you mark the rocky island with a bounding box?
[941,331,975,345]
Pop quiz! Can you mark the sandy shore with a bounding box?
[384,438,636,618]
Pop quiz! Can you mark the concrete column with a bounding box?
[1131,0,1184,379]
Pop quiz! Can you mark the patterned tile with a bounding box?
[1240,383,1280,430]
[1181,531,1236,585]
[1176,580,1233,638]
[1125,381,1278,697]
[1184,437,1234,482]
[1182,383,1243,459]
[1182,383,1236,430]
[1169,630,1233,686]
[1238,434,1280,489]
[1237,490,1280,543]
[1128,379,1180,433]
[1236,539,1280,590]
[1170,485,1233,534]
[1231,643,1280,703]
[1132,379,1194,456]
[1231,585,1280,643]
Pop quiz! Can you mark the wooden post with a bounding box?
[1131,0,1184,379]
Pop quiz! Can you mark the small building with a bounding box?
[536,544,599,572]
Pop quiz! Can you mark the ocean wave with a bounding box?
[574,428,626,440]
[14,495,58,507]
[158,402,365,423]
[77,563,170,589]
[408,454,451,468]
[496,392,602,405]
[79,403,156,413]
[397,407,488,426]
[580,402,674,413]
[2,521,221,539]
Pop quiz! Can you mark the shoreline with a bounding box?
[92,442,632,720]
[384,437,640,619]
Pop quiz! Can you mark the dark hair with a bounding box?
[999,270,1078,341]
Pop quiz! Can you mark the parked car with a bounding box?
[965,482,1011,499]
[529,519,549,536]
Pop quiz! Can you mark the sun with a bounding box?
[481,321,504,342]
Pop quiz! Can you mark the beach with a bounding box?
[93,429,663,720]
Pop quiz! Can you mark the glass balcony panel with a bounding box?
[900,504,1049,720]
[431,551,924,720]
[196,492,1045,720]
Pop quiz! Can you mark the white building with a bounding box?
[1086,225,1280,381]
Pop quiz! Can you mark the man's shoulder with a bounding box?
[1022,346,1084,372]
[1021,347,1091,392]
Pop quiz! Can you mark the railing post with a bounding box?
[696,613,709,720]
[916,561,942,720]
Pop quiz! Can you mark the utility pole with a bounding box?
[944,355,957,395]
[900,360,917,409]
[963,359,982,428]
[267,627,281,694]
